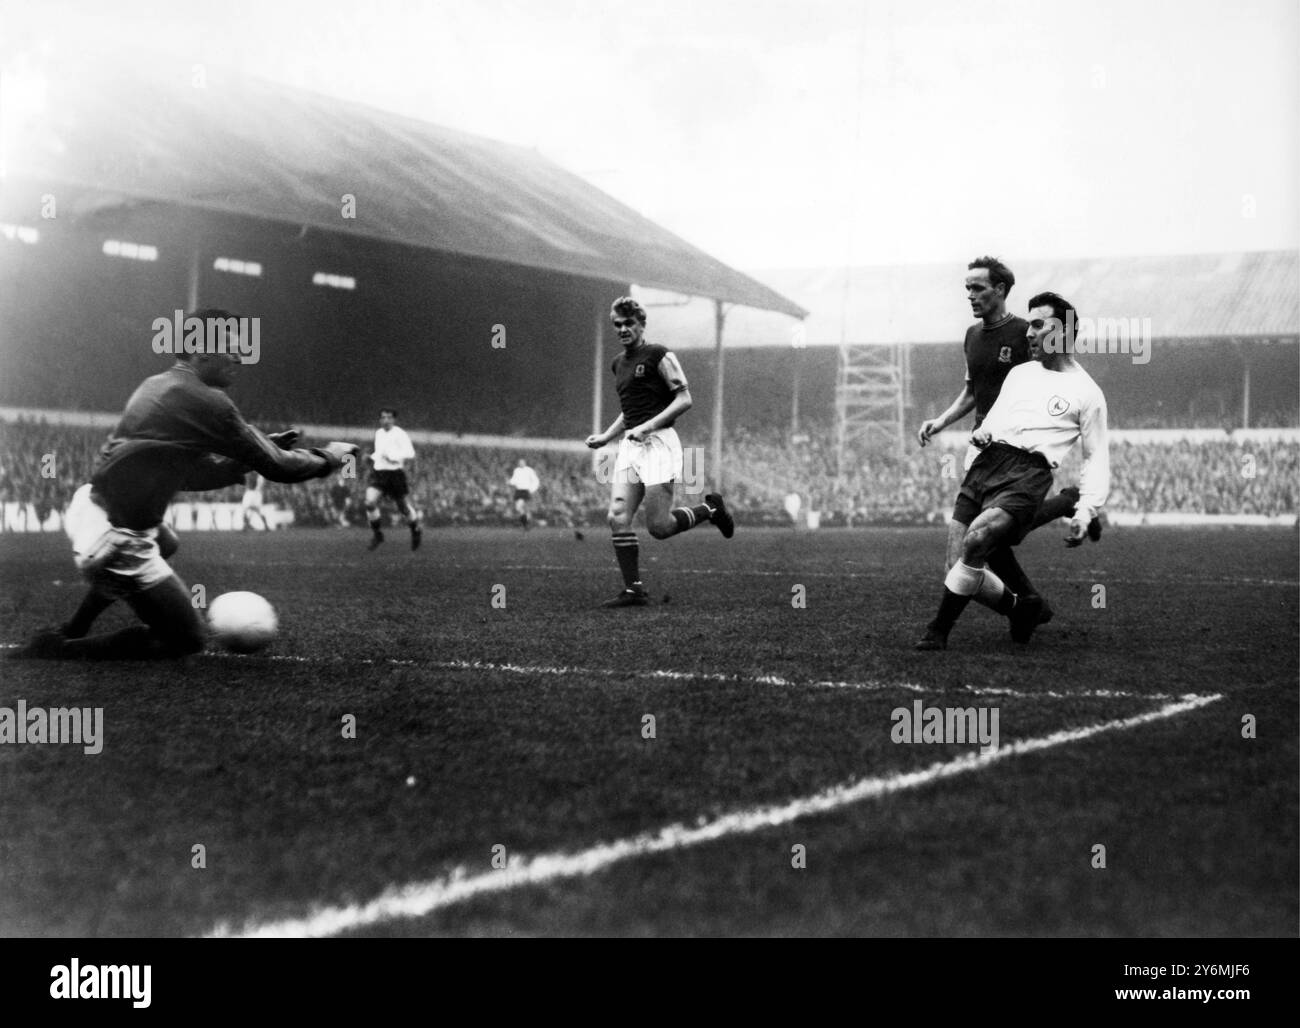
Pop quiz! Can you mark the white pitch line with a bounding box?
[206,691,1221,939]
[0,642,1209,701]
[201,650,1186,702]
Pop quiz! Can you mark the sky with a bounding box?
[3,0,1297,271]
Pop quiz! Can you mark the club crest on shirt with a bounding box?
[998,346,1012,363]
[634,364,646,377]
[1047,395,1070,416]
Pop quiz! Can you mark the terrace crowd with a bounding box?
[1,418,1296,530]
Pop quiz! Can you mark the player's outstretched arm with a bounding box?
[212,407,352,482]
[268,428,301,449]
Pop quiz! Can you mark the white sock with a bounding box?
[944,561,984,596]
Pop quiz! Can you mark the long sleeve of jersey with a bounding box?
[206,402,335,483]
[977,361,1110,518]
[1073,391,1110,522]
[180,453,256,492]
[90,364,335,528]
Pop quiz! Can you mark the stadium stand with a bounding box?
[3,416,1296,531]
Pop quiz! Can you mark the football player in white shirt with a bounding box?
[508,458,541,530]
[916,292,1109,651]
[365,408,422,551]
[240,472,269,531]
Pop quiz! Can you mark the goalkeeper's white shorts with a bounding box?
[65,483,172,598]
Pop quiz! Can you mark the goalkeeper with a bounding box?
[11,310,357,660]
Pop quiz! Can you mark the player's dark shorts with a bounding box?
[952,442,1053,540]
[368,469,409,500]
[513,489,532,502]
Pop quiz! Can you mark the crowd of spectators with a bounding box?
[257,446,603,528]
[2,416,1297,531]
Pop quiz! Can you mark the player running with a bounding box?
[915,292,1109,650]
[508,458,540,530]
[10,310,357,660]
[364,408,422,551]
[918,256,1096,625]
[585,296,734,607]
[240,472,269,531]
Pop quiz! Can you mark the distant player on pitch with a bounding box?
[364,408,422,551]
[241,472,269,531]
[915,292,1109,650]
[508,458,540,530]
[585,296,734,607]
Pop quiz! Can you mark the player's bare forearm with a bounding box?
[938,388,976,429]
[587,414,625,447]
[919,386,975,445]
[647,390,692,431]
[626,391,692,442]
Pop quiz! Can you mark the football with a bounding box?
[207,591,278,653]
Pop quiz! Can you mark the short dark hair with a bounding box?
[610,296,646,325]
[1028,291,1078,350]
[967,256,1015,297]
[174,308,237,361]
[1027,291,1078,329]
[379,407,398,418]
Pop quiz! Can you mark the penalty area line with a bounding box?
[206,692,1220,939]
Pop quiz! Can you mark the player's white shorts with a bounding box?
[613,427,683,487]
[241,490,264,509]
[65,483,172,598]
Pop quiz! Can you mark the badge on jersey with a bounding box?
[634,364,646,377]
[1047,395,1070,416]
[998,346,1012,363]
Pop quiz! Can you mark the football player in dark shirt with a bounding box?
[917,256,1096,626]
[584,296,734,607]
[10,310,357,660]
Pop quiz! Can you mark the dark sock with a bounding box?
[612,531,640,588]
[1032,491,1078,528]
[986,548,1035,598]
[669,504,713,533]
[932,588,973,633]
[59,626,178,660]
[63,591,114,639]
[990,587,1017,616]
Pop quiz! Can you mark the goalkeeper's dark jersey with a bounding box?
[91,363,331,529]
[612,343,687,429]
[963,315,1030,428]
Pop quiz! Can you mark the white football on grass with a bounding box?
[207,591,278,653]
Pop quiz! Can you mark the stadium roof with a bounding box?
[645,250,1300,348]
[2,54,806,320]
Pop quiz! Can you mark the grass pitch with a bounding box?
[1,523,1295,937]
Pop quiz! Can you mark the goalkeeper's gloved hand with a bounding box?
[268,428,301,450]
[315,441,360,472]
